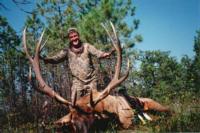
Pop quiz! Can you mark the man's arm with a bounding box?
[41,49,68,64]
[99,48,115,58]
[87,43,114,58]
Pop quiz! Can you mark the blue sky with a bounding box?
[134,0,200,59]
[1,0,200,60]
[0,0,36,33]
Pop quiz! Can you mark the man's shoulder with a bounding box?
[83,42,92,46]
[83,42,94,49]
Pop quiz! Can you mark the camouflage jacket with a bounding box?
[44,43,104,83]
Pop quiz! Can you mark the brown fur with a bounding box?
[75,90,134,128]
[137,97,170,112]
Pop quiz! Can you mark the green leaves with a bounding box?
[190,30,200,93]
[26,0,140,54]
[0,16,20,58]
[136,51,183,100]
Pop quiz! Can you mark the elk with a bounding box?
[23,22,170,132]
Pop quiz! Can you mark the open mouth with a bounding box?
[73,40,79,45]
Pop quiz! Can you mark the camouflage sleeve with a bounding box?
[87,43,104,58]
[44,49,67,64]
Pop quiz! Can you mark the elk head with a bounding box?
[23,22,132,132]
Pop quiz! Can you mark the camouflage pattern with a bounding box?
[44,43,104,101]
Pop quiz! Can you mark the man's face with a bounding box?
[68,32,80,46]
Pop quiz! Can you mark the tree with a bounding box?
[180,55,194,92]
[135,50,183,102]
[0,15,20,106]
[191,30,200,94]
[0,15,22,129]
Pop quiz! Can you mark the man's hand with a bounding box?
[101,52,110,58]
[100,48,115,58]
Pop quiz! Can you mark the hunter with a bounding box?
[41,28,113,102]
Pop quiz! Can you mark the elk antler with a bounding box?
[91,22,130,106]
[23,28,72,106]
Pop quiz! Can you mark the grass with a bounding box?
[1,95,199,132]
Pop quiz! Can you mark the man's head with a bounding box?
[67,28,80,47]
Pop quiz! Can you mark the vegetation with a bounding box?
[0,0,199,132]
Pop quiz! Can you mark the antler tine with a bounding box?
[35,29,45,56]
[101,23,118,50]
[110,21,121,52]
[101,22,121,79]
[110,22,122,79]
[28,65,32,82]
[72,90,77,107]
[40,36,49,52]
[23,27,33,63]
[118,58,130,83]
[110,21,117,42]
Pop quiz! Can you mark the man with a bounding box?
[42,28,113,102]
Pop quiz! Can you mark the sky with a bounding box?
[134,0,200,60]
[1,0,200,60]
[0,0,36,33]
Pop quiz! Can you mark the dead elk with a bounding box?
[23,22,170,132]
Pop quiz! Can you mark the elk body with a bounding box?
[23,22,170,132]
